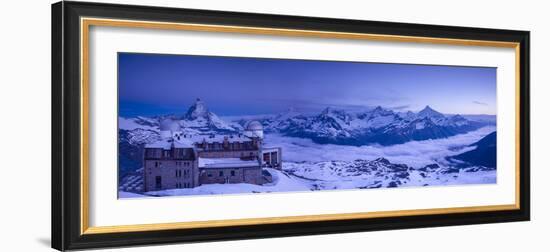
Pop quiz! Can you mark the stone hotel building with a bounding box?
[142,120,282,192]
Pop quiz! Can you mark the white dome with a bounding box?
[159,119,181,132]
[246,121,263,131]
[244,121,263,139]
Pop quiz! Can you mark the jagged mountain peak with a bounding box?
[185,98,209,120]
[319,106,349,116]
[372,105,392,113]
[417,105,444,118]
[318,107,353,121]
[362,106,394,119]
[321,106,333,115]
[179,98,236,132]
[404,110,416,118]
[450,114,466,120]
[275,107,303,120]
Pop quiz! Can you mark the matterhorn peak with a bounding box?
[321,107,333,115]
[185,98,210,120]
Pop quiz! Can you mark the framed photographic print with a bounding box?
[51,1,530,251]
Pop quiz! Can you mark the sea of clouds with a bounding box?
[264,126,496,168]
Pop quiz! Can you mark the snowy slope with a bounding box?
[121,155,496,198]
[143,168,314,196]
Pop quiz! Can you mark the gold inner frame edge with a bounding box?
[80,17,522,235]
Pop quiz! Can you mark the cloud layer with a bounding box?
[264,126,496,168]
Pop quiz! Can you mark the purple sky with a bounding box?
[118,53,496,117]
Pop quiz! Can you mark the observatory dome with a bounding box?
[246,121,263,131]
[244,121,264,139]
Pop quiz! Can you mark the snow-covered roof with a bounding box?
[190,134,252,144]
[146,132,255,150]
[198,158,260,169]
[262,147,281,153]
[145,138,194,149]
[145,140,172,150]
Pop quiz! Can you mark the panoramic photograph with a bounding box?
[117,52,497,198]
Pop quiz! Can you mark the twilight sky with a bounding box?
[118,52,496,117]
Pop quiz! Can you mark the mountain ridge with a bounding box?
[118,100,495,177]
[120,100,493,146]
[451,131,496,168]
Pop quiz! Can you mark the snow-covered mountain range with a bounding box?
[118,99,495,178]
[121,99,491,145]
[258,105,489,146]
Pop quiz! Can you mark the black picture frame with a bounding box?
[52,1,530,251]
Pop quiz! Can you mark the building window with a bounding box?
[219,171,224,177]
[271,152,278,164]
[155,176,162,190]
[231,170,235,176]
